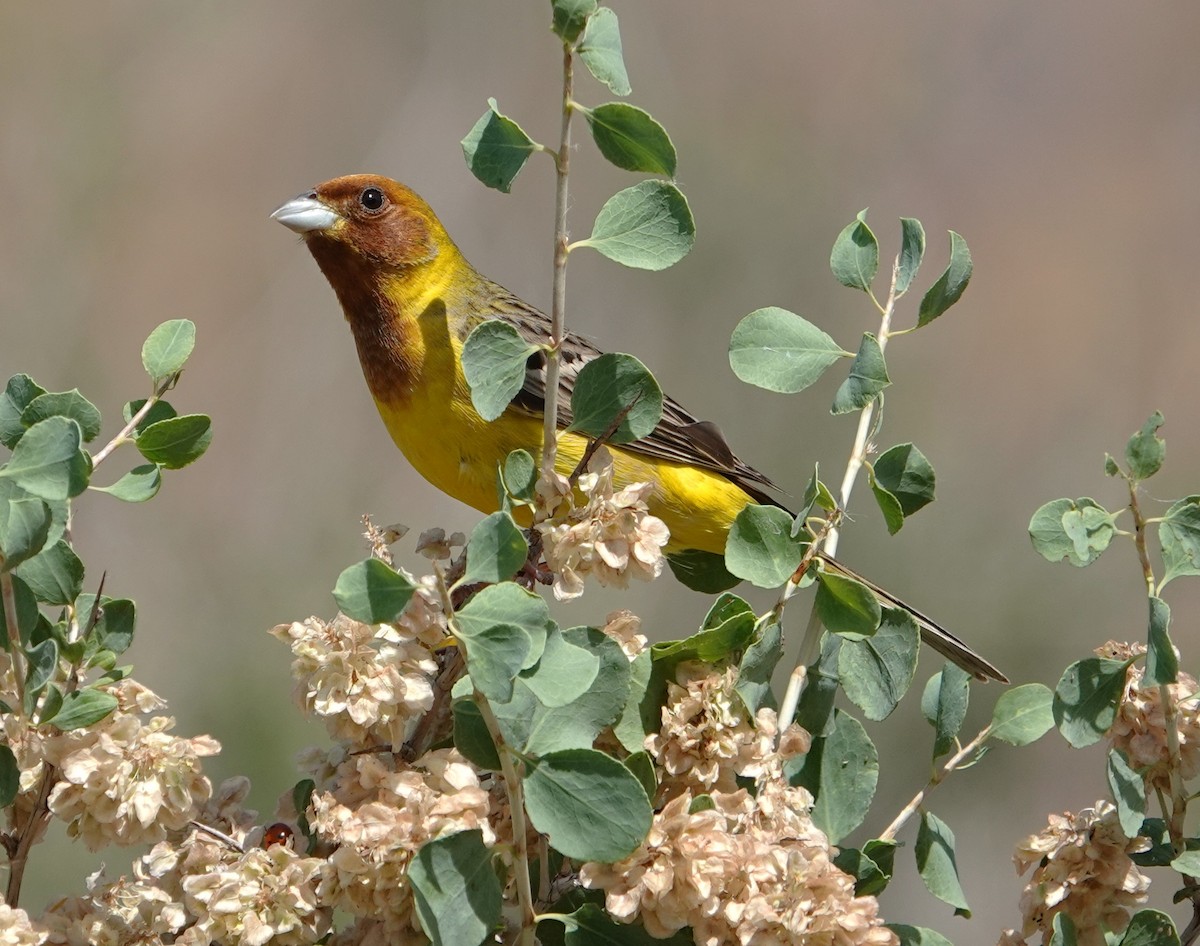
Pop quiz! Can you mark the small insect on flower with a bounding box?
[262,822,295,849]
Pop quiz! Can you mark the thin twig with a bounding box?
[90,373,176,468]
[4,762,57,906]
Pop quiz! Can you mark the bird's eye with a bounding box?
[359,187,386,212]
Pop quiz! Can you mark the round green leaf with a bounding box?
[915,811,970,916]
[1160,495,1200,587]
[135,414,212,469]
[460,98,538,194]
[523,748,651,862]
[1125,411,1165,480]
[917,231,972,327]
[831,332,890,414]
[586,103,676,175]
[123,397,177,432]
[0,491,51,571]
[21,390,102,443]
[462,320,538,422]
[1,416,86,500]
[456,583,549,702]
[551,0,597,42]
[922,665,970,759]
[838,608,919,721]
[91,464,163,503]
[332,558,416,624]
[15,539,84,605]
[728,307,847,394]
[786,709,877,843]
[724,504,805,588]
[1054,657,1129,748]
[0,573,38,645]
[869,478,905,535]
[461,511,528,586]
[577,7,630,96]
[1028,497,1117,567]
[0,374,48,449]
[141,319,196,384]
[576,181,694,271]
[989,683,1054,746]
[409,830,502,946]
[873,443,936,517]
[666,549,740,594]
[501,449,537,503]
[569,352,663,444]
[1117,910,1179,946]
[814,571,881,636]
[830,211,879,292]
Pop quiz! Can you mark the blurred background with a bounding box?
[3,0,1199,936]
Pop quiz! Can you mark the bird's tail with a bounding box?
[816,553,1008,683]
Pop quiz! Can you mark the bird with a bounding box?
[272,174,1006,683]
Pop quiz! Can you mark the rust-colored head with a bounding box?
[271,174,449,271]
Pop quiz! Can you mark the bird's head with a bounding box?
[271,174,447,272]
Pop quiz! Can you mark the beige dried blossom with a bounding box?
[581,785,895,946]
[178,843,332,946]
[270,611,441,749]
[1094,640,1200,789]
[0,902,46,946]
[309,749,493,937]
[601,609,649,659]
[537,448,670,601]
[645,667,808,798]
[1009,800,1149,946]
[38,869,186,946]
[48,713,218,851]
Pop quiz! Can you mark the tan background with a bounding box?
[3,1,1199,935]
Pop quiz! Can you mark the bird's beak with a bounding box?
[270,193,341,234]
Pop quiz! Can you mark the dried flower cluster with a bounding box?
[270,582,448,749]
[0,902,44,946]
[1094,641,1200,789]
[537,448,670,600]
[601,609,649,660]
[999,800,1150,946]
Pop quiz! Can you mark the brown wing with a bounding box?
[474,282,780,504]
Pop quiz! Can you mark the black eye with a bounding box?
[360,187,386,211]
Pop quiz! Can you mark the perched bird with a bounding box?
[273,174,1005,682]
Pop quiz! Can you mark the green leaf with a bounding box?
[922,665,970,759]
[815,571,881,636]
[831,333,890,414]
[409,830,501,946]
[1107,749,1146,839]
[0,374,47,449]
[623,750,657,802]
[461,512,528,586]
[577,6,630,96]
[725,504,805,588]
[1130,818,1172,867]
[460,98,539,194]
[873,443,936,517]
[585,103,676,175]
[1145,596,1177,686]
[1118,910,1179,946]
[915,811,970,916]
[141,319,196,384]
[728,307,847,394]
[0,744,18,807]
[736,618,782,713]
[1125,411,1165,480]
[1169,850,1200,876]
[452,696,501,771]
[895,217,926,295]
[550,0,597,43]
[332,558,416,624]
[612,648,652,753]
[1160,496,1200,587]
[24,638,58,693]
[48,688,119,730]
[523,748,651,862]
[917,231,972,326]
[122,398,177,433]
[869,477,905,536]
[0,573,38,647]
[80,596,136,657]
[889,925,954,946]
[1028,497,1117,567]
[461,320,538,422]
[547,903,691,946]
[517,625,600,710]
[787,710,877,842]
[833,847,889,898]
[1053,657,1130,748]
[456,583,549,703]
[838,608,919,721]
[830,211,879,292]
[21,390,102,443]
[134,414,212,469]
[0,491,51,571]
[1,417,87,500]
[501,449,537,504]
[1048,912,1077,946]
[989,683,1054,746]
[795,633,841,738]
[569,353,663,444]
[15,539,84,605]
[666,549,740,593]
[575,181,694,271]
[91,464,162,503]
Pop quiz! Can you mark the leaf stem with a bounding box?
[878,723,991,842]
[538,44,575,505]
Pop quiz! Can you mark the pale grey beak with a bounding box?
[270,194,340,233]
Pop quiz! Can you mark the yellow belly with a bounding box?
[373,392,753,556]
